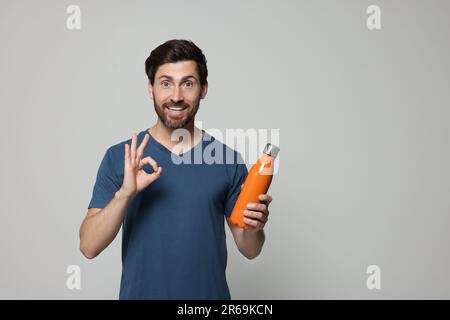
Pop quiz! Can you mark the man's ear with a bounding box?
[148,82,153,100]
[201,82,208,99]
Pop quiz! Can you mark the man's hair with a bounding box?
[145,39,208,86]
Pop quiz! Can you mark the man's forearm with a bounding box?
[235,229,265,259]
[79,189,133,259]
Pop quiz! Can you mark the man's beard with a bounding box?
[153,99,200,129]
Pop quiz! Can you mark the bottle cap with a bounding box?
[263,143,280,158]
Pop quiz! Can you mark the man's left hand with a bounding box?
[243,194,272,232]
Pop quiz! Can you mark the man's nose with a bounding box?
[171,86,184,103]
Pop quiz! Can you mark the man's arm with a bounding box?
[79,189,133,259]
[226,218,265,259]
[80,132,161,259]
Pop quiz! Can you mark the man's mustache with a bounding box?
[163,102,190,109]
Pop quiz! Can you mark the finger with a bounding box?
[125,143,131,167]
[243,217,265,229]
[258,194,272,205]
[130,132,137,165]
[136,133,149,161]
[145,166,162,184]
[246,202,267,214]
[243,210,267,223]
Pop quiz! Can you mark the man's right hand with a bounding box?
[120,132,162,199]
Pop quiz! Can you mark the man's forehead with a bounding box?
[156,60,199,78]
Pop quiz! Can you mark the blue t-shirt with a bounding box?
[88,128,248,299]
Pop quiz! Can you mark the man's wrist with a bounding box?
[115,188,135,201]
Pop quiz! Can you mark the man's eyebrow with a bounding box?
[157,75,198,81]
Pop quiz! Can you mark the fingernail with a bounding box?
[247,203,254,209]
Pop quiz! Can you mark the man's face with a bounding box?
[149,60,207,129]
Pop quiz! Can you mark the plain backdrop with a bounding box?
[1,0,449,299]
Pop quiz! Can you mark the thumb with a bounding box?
[144,165,162,184]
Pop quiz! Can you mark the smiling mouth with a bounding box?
[166,105,187,111]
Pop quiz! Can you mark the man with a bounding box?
[80,39,273,299]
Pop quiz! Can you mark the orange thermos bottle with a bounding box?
[230,143,280,229]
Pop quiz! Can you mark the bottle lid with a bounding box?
[263,143,280,158]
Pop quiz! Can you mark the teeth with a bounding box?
[168,107,186,111]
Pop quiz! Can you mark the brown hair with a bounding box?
[145,39,208,86]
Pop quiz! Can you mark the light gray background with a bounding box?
[1,0,449,299]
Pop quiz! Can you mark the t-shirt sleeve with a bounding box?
[87,148,121,209]
[224,161,248,218]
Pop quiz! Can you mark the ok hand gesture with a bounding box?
[119,132,162,198]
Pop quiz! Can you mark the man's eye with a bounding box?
[161,81,170,87]
[183,82,193,88]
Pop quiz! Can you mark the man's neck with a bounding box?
[148,119,203,153]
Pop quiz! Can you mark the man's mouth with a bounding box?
[167,106,187,111]
[165,105,188,118]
